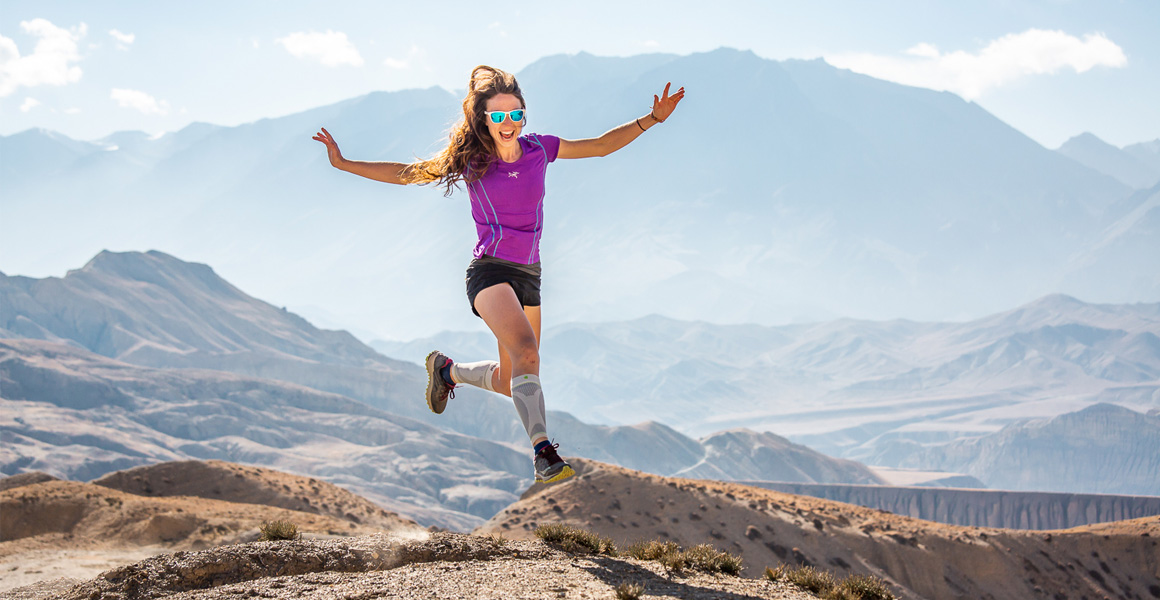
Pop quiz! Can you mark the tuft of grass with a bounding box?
[765,564,896,600]
[534,523,617,555]
[615,582,644,600]
[477,533,508,547]
[624,540,680,561]
[835,574,895,600]
[685,544,744,575]
[258,520,299,541]
[625,539,743,576]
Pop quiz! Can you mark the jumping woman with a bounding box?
[313,65,684,484]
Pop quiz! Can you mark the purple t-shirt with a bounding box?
[466,133,560,264]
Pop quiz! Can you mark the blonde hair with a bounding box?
[408,65,526,195]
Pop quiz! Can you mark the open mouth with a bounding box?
[499,130,516,142]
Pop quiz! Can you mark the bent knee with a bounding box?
[509,340,540,369]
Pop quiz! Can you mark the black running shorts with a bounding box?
[465,255,542,318]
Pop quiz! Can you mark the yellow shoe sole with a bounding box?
[537,464,575,484]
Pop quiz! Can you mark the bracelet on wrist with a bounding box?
[635,118,646,132]
[649,113,662,123]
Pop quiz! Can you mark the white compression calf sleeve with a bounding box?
[450,360,499,392]
[510,373,548,444]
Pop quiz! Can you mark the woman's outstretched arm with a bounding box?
[557,82,685,160]
[312,127,415,185]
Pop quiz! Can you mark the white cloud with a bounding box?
[276,30,363,67]
[111,88,170,115]
[0,19,87,97]
[64,107,80,114]
[826,29,1127,99]
[383,44,423,70]
[19,96,40,112]
[109,29,134,49]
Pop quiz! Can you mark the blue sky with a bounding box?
[1,0,1157,148]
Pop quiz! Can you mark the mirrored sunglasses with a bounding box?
[485,109,525,124]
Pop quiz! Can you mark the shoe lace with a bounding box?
[536,441,561,460]
[441,357,456,400]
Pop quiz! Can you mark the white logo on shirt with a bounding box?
[508,171,519,178]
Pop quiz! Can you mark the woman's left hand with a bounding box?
[651,82,685,122]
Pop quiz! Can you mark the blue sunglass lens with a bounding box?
[487,110,524,124]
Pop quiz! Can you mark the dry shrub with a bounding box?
[625,539,743,575]
[534,523,616,555]
[836,574,895,600]
[684,544,744,575]
[258,520,299,541]
[478,533,508,547]
[765,564,895,600]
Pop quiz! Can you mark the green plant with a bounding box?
[534,523,616,555]
[258,520,299,541]
[615,582,644,600]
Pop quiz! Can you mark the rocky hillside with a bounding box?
[0,338,528,530]
[0,474,414,594]
[91,460,414,531]
[676,429,882,484]
[477,460,1160,600]
[0,250,424,416]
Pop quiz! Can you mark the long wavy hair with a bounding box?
[408,65,526,195]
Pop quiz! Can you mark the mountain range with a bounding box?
[2,48,1157,341]
[4,250,1158,501]
[2,250,895,529]
[379,293,1160,495]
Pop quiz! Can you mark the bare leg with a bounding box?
[493,304,541,397]
[474,284,547,446]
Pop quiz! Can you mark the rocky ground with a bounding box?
[3,533,820,600]
[0,466,424,594]
[478,459,1160,600]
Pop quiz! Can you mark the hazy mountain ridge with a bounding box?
[1058,132,1160,189]
[2,48,1154,340]
[894,403,1160,495]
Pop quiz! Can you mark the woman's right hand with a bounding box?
[312,127,344,168]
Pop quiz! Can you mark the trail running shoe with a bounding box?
[534,443,575,484]
[424,350,455,414]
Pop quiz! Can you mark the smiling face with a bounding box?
[484,93,524,154]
